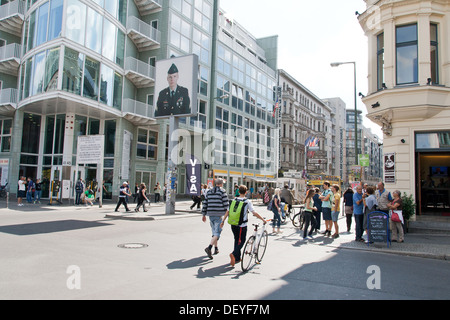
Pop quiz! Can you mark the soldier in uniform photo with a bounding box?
[155,63,191,117]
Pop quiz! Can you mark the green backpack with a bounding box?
[228,199,248,226]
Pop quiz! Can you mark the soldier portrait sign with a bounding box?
[154,54,198,119]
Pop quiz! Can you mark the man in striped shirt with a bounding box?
[202,178,229,259]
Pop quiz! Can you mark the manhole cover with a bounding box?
[118,243,149,249]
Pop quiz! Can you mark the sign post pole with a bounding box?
[166,116,179,215]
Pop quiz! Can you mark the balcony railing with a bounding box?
[0,43,21,75]
[0,0,25,34]
[124,57,155,88]
[122,99,156,126]
[127,16,161,51]
[133,0,163,16]
[0,88,18,115]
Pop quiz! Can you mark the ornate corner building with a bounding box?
[358,0,450,216]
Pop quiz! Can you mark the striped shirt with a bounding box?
[202,187,229,217]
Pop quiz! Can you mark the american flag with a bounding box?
[272,99,279,118]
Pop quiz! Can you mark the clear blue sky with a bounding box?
[219,0,382,138]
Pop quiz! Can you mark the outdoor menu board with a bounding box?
[367,211,390,247]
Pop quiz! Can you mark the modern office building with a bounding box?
[211,10,278,192]
[278,69,332,177]
[0,0,278,201]
[344,109,383,185]
[323,97,347,179]
[359,0,450,216]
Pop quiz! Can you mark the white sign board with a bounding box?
[77,135,105,164]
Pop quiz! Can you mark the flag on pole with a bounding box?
[272,99,279,118]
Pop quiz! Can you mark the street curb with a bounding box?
[105,214,155,221]
[335,243,449,261]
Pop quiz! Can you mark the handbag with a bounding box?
[390,210,402,223]
[267,200,273,211]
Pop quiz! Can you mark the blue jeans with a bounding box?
[34,190,41,202]
[26,191,34,203]
[209,216,223,238]
[272,208,281,228]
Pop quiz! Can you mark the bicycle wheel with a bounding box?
[288,207,296,222]
[241,236,255,272]
[292,212,305,228]
[256,231,268,263]
[299,211,305,230]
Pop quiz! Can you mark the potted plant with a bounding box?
[401,193,416,233]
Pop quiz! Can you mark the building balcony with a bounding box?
[0,88,18,116]
[133,0,163,16]
[124,57,155,88]
[127,16,161,52]
[122,99,156,126]
[0,43,21,76]
[0,0,25,35]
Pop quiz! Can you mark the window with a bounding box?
[65,0,86,46]
[63,47,84,95]
[430,23,439,84]
[48,0,63,41]
[396,24,418,85]
[34,2,49,47]
[83,56,100,100]
[377,33,384,90]
[137,129,158,160]
[44,48,60,93]
[102,18,116,62]
[104,120,116,158]
[86,7,103,54]
[22,113,41,154]
[170,13,191,53]
[100,64,114,107]
[0,119,12,152]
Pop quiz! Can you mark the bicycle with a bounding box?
[241,219,271,272]
[0,183,8,200]
[292,207,305,229]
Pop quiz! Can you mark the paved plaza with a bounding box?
[0,200,449,301]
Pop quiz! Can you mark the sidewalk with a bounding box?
[1,199,449,261]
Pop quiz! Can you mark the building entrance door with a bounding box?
[416,152,450,215]
[85,167,98,192]
[50,166,63,199]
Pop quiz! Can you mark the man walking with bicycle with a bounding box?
[221,185,266,267]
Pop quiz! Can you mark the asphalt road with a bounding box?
[0,203,449,301]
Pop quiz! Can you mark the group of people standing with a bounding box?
[343,182,405,243]
[17,176,42,206]
[300,182,342,240]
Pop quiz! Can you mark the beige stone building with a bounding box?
[359,0,450,217]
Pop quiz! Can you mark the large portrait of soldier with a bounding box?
[154,55,198,119]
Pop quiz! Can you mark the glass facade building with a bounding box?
[0,0,278,200]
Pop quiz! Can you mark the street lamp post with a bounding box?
[330,61,358,166]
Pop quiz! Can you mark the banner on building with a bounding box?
[384,153,396,183]
[186,154,201,196]
[154,54,199,119]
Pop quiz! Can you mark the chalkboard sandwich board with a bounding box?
[367,211,390,247]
